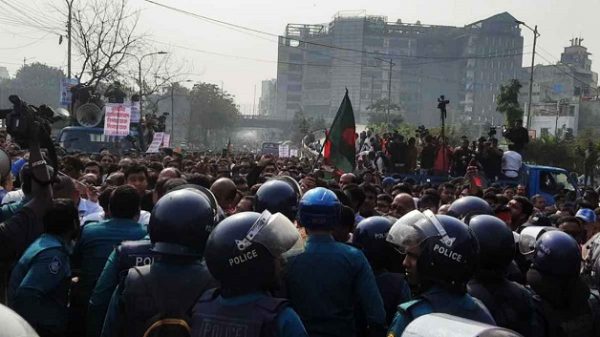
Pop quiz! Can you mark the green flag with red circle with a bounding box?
[324,89,356,173]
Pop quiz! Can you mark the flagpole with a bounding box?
[311,89,350,172]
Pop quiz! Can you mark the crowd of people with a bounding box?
[0,125,600,337]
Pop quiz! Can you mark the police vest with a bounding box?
[191,289,287,337]
[417,289,495,325]
[467,278,538,336]
[116,240,157,276]
[121,262,216,337]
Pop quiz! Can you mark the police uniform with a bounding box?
[284,234,386,337]
[100,259,217,337]
[86,237,156,337]
[71,218,146,336]
[387,286,495,336]
[8,233,71,336]
[192,291,308,337]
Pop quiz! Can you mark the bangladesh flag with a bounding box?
[324,89,356,173]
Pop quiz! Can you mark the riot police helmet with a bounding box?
[468,215,515,271]
[297,187,341,230]
[254,179,299,221]
[204,211,300,294]
[531,230,581,278]
[447,196,493,223]
[403,313,522,337]
[518,226,557,258]
[149,188,217,257]
[353,216,394,269]
[0,303,39,337]
[387,210,479,292]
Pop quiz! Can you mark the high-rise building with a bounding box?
[0,67,8,80]
[276,11,524,127]
[258,79,277,116]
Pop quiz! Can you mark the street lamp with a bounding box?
[119,51,168,148]
[515,20,540,129]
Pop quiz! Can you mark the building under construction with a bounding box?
[275,11,524,127]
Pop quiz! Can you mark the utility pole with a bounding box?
[171,84,175,143]
[516,20,539,129]
[66,0,73,79]
[375,58,395,127]
[252,84,257,116]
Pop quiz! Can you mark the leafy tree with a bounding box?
[367,99,404,130]
[496,79,524,125]
[0,63,65,108]
[188,83,239,147]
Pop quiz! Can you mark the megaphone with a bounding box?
[75,103,104,128]
[0,149,10,181]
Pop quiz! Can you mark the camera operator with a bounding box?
[502,119,529,154]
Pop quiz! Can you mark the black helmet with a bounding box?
[204,211,300,293]
[387,210,479,292]
[447,196,493,223]
[149,188,217,257]
[531,230,581,278]
[254,179,299,221]
[353,216,394,268]
[469,215,515,271]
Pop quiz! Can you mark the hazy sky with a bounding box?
[0,0,598,113]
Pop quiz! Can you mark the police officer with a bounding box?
[527,230,599,337]
[386,210,495,336]
[8,199,79,337]
[254,179,299,221]
[284,187,386,337]
[467,214,543,337]
[101,188,218,337]
[446,196,493,223]
[352,216,411,324]
[87,185,220,337]
[191,211,307,337]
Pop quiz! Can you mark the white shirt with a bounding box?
[2,190,24,205]
[81,210,151,227]
[78,198,103,219]
[502,151,522,178]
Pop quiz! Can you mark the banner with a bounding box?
[146,132,164,153]
[278,144,290,158]
[290,149,298,157]
[59,78,79,108]
[130,101,141,123]
[162,133,170,148]
[103,103,131,136]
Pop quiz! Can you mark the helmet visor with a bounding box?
[236,210,300,257]
[386,210,445,254]
[518,226,557,255]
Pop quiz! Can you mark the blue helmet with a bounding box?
[149,188,217,257]
[382,177,397,188]
[298,187,341,230]
[353,216,394,268]
[469,215,515,271]
[576,208,597,224]
[447,196,493,223]
[532,230,581,278]
[204,211,300,292]
[387,210,479,292]
[254,179,299,221]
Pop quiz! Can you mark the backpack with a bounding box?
[133,267,201,337]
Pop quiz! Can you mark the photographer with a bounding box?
[502,119,529,154]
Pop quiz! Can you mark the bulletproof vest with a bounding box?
[420,289,493,325]
[191,289,287,337]
[376,272,410,324]
[121,261,216,337]
[116,240,157,277]
[535,294,595,337]
[467,278,537,336]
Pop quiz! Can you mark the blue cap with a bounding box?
[11,158,26,177]
[576,208,597,224]
[382,177,397,187]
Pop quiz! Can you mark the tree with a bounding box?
[496,79,524,125]
[367,99,404,129]
[0,63,65,108]
[70,0,141,89]
[188,83,239,147]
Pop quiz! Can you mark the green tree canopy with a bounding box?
[188,83,239,146]
[496,79,524,125]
